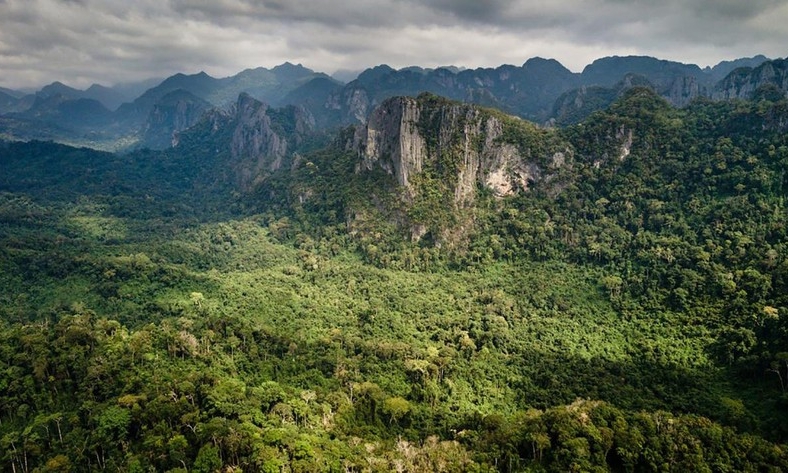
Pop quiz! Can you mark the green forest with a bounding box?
[2,88,788,471]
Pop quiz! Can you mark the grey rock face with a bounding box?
[712,59,788,101]
[354,96,568,205]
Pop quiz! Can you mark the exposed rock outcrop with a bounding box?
[712,59,788,101]
[354,95,568,206]
[230,93,290,173]
[142,89,212,149]
[325,84,372,125]
[666,76,703,107]
[229,94,314,189]
[355,96,425,191]
[175,93,314,191]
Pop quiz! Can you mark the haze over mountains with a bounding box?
[0,54,783,151]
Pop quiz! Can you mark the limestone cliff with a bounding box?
[325,83,372,125]
[551,73,706,125]
[354,96,426,192]
[230,94,314,189]
[142,89,212,149]
[666,76,703,107]
[175,93,314,191]
[354,95,568,207]
[712,59,788,101]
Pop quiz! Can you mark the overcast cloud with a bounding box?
[0,0,786,89]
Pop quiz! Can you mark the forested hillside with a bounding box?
[2,88,788,471]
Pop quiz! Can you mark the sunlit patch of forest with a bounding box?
[2,89,788,471]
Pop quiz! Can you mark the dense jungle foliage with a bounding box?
[2,88,788,471]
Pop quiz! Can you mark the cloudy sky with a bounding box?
[1,0,786,90]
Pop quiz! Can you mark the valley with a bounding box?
[2,55,788,471]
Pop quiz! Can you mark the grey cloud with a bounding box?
[0,0,786,89]
[422,0,513,22]
[169,0,433,28]
[670,0,781,20]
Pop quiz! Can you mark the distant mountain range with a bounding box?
[0,54,784,151]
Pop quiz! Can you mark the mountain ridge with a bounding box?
[0,55,782,151]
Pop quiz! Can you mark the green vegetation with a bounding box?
[2,88,788,471]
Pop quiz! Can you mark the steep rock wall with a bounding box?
[712,59,788,100]
[355,96,426,190]
[230,93,289,178]
[176,93,314,191]
[354,95,566,206]
[142,90,212,149]
[229,94,314,190]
